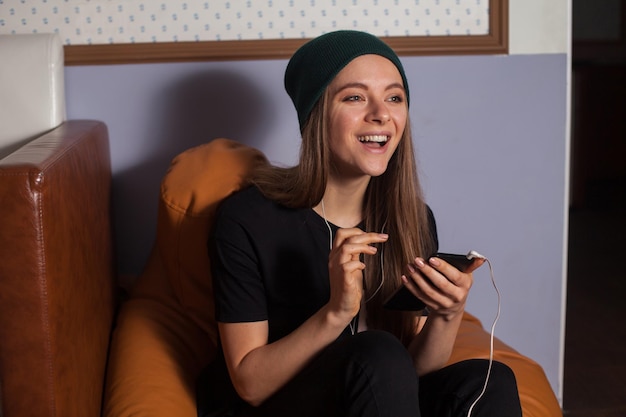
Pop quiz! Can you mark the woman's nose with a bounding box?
[367,102,390,123]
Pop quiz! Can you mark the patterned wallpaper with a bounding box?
[0,0,490,45]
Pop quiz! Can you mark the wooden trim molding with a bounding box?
[64,0,508,66]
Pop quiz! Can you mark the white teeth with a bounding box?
[358,135,388,143]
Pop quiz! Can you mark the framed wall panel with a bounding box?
[0,0,508,65]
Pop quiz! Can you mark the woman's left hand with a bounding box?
[402,256,485,320]
[404,256,485,374]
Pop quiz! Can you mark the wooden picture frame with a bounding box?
[64,0,508,66]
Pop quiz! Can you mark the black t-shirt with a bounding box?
[210,185,437,343]
[211,185,338,342]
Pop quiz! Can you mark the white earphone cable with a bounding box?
[466,257,501,417]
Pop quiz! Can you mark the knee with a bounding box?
[487,360,519,394]
[342,331,420,409]
[419,360,521,416]
[470,360,522,416]
[349,330,415,378]
[459,359,521,403]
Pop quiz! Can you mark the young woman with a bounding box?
[198,30,522,417]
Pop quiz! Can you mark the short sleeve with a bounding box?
[210,204,268,324]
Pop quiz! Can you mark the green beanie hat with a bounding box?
[285,30,409,131]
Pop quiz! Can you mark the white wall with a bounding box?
[509,0,571,55]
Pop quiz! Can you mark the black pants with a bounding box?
[198,330,522,417]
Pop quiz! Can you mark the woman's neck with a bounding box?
[314,178,369,228]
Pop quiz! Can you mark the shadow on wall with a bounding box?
[112,69,276,277]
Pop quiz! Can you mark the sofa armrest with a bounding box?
[0,120,115,417]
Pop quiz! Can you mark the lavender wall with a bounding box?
[65,53,568,399]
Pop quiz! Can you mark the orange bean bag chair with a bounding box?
[103,138,562,417]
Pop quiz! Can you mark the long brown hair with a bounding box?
[252,90,436,345]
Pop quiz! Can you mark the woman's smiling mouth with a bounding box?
[358,135,389,147]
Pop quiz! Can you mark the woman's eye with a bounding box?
[388,95,404,103]
[343,95,362,102]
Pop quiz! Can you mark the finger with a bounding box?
[465,258,486,273]
[334,228,389,248]
[426,257,474,287]
[329,242,375,268]
[332,230,388,265]
[401,268,446,310]
[428,255,485,275]
[402,260,439,297]
[341,241,379,259]
[426,257,462,285]
[405,260,468,309]
[407,258,469,307]
[342,260,367,282]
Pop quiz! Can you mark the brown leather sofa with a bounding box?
[0,32,115,417]
[0,120,115,417]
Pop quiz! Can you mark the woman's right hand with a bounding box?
[326,228,389,322]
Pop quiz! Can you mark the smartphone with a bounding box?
[383,252,475,311]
